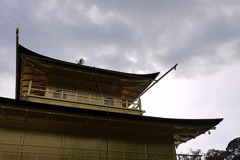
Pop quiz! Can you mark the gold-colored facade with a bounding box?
[0,29,223,160]
[0,122,175,160]
[17,45,160,115]
[0,98,177,160]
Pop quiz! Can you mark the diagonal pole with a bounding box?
[134,63,178,101]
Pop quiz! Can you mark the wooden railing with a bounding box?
[26,81,142,112]
[177,154,202,160]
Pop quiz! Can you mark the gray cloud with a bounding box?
[1,0,239,77]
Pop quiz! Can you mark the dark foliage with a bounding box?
[206,137,240,160]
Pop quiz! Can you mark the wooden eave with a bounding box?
[0,97,223,145]
[16,45,160,100]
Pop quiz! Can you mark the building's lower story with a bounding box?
[0,126,175,160]
[0,97,222,160]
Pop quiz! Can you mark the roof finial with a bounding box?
[76,58,84,65]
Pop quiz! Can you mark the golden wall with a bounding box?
[0,126,175,160]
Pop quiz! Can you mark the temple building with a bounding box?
[0,29,223,160]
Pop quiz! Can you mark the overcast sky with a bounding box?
[0,0,240,154]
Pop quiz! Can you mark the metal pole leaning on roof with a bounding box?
[135,63,178,101]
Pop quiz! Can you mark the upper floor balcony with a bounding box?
[17,45,161,116]
[23,81,144,115]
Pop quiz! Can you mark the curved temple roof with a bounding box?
[0,97,223,146]
[12,43,223,146]
[16,45,160,100]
